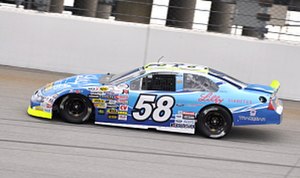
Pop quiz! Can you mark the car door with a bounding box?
[127,72,178,128]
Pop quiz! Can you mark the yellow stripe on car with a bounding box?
[27,106,52,119]
[144,63,209,74]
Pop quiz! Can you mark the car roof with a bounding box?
[143,62,209,74]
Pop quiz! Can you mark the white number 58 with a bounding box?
[132,94,175,122]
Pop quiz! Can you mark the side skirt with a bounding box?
[95,122,195,134]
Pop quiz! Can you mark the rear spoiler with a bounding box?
[270,80,280,93]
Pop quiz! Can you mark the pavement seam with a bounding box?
[284,157,300,178]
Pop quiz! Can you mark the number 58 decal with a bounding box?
[132,94,175,122]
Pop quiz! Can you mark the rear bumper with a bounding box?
[233,104,283,126]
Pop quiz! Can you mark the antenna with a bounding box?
[157,56,164,63]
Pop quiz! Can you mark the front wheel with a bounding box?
[59,94,93,124]
[196,106,232,139]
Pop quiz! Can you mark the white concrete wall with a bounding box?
[0,8,299,100]
[0,8,147,74]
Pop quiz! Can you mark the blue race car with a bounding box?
[28,62,283,138]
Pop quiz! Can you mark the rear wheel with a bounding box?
[59,94,92,124]
[196,106,232,139]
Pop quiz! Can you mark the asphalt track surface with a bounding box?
[0,65,300,178]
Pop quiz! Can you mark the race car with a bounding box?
[27,62,283,138]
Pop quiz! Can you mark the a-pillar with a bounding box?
[166,0,197,29]
[73,0,98,17]
[115,0,153,24]
[50,0,64,13]
[207,1,235,34]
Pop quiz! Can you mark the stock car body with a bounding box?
[27,62,283,138]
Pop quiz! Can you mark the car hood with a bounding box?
[41,74,106,95]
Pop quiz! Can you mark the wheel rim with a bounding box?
[204,112,226,134]
[65,98,86,118]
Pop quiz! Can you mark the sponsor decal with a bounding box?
[122,89,129,95]
[118,111,127,115]
[198,93,223,104]
[118,114,127,121]
[250,109,257,117]
[182,111,195,116]
[175,114,182,120]
[107,104,118,108]
[228,99,252,105]
[186,103,204,107]
[183,120,195,125]
[175,119,183,123]
[119,105,128,111]
[176,103,184,107]
[105,91,115,96]
[98,109,105,115]
[183,115,194,120]
[238,116,266,122]
[33,106,43,111]
[175,111,183,123]
[94,103,107,109]
[89,94,99,98]
[115,95,129,99]
[92,99,105,103]
[107,108,118,114]
[100,86,109,92]
[108,114,118,119]
[100,95,115,100]
[88,92,105,98]
[108,100,117,105]
[88,87,101,91]
[170,123,195,129]
[69,89,82,94]
[117,99,128,104]
[182,111,195,120]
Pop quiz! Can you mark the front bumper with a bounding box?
[27,88,53,119]
[27,105,52,119]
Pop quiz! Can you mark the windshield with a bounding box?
[209,68,247,89]
[107,67,145,85]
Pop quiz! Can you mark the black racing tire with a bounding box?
[196,106,232,139]
[59,94,93,124]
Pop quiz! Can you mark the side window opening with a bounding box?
[183,73,219,92]
[142,74,176,91]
